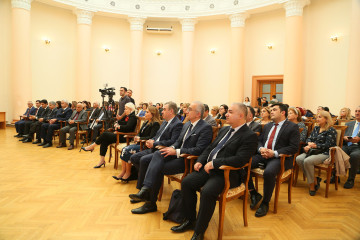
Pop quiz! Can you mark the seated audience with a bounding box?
[210,106,219,118]
[215,104,228,120]
[20,100,43,141]
[137,103,148,117]
[269,95,279,105]
[82,102,137,168]
[257,107,271,125]
[243,97,251,106]
[296,111,337,196]
[57,103,88,150]
[156,103,163,116]
[304,107,314,118]
[253,107,261,118]
[288,107,307,142]
[170,103,257,239]
[56,101,62,109]
[246,106,262,134]
[71,101,77,110]
[179,103,190,122]
[342,106,360,189]
[335,107,352,125]
[261,97,269,107]
[39,100,73,148]
[248,103,299,217]
[29,101,56,144]
[127,89,135,105]
[203,104,217,127]
[113,106,161,182]
[82,102,101,144]
[14,101,37,137]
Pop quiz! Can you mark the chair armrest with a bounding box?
[156,145,166,150]
[219,165,242,171]
[278,154,293,174]
[123,135,135,139]
[179,154,191,158]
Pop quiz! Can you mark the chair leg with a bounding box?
[325,169,331,198]
[288,175,293,204]
[158,178,164,201]
[218,198,226,240]
[168,178,171,184]
[243,191,248,227]
[273,179,280,214]
[293,165,299,187]
[335,175,339,191]
[255,176,258,192]
[75,133,79,148]
[109,146,112,163]
[114,150,118,170]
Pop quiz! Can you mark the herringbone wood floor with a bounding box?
[1,127,360,240]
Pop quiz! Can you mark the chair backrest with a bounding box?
[333,125,347,148]
[211,126,219,142]
[220,119,229,127]
[337,119,352,126]
[134,117,142,133]
[303,121,313,137]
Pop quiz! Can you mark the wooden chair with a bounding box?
[217,158,252,240]
[251,154,294,214]
[314,125,347,198]
[75,111,91,148]
[53,121,65,143]
[336,119,352,126]
[108,117,142,169]
[303,121,314,138]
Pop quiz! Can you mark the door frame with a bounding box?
[251,75,283,107]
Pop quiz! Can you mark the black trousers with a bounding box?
[181,168,226,235]
[87,123,102,141]
[23,120,36,135]
[142,151,184,202]
[248,154,292,203]
[15,120,26,134]
[29,121,43,140]
[130,149,154,190]
[342,145,360,180]
[95,132,119,157]
[40,123,60,144]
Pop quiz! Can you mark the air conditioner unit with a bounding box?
[146,26,173,34]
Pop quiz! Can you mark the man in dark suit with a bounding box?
[33,101,57,144]
[203,104,217,127]
[342,106,360,189]
[39,100,73,148]
[20,100,44,141]
[130,101,213,214]
[246,106,262,134]
[21,100,50,143]
[248,103,300,217]
[170,103,258,240]
[57,103,88,150]
[82,102,101,144]
[127,89,135,105]
[130,101,183,196]
[14,101,37,137]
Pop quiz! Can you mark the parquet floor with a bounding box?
[1,127,360,240]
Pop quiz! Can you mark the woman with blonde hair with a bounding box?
[295,111,337,196]
[179,103,190,122]
[288,107,307,142]
[338,108,352,120]
[112,106,161,182]
[210,106,219,118]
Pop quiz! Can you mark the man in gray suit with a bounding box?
[203,104,217,127]
[342,106,360,189]
[246,106,262,134]
[57,103,88,150]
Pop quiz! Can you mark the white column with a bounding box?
[180,18,197,103]
[11,0,32,120]
[345,0,360,110]
[128,17,146,103]
[229,13,248,104]
[283,0,310,106]
[75,9,94,101]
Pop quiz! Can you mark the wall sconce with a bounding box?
[330,35,338,42]
[156,50,162,56]
[103,46,110,52]
[266,44,273,49]
[210,48,216,54]
[44,39,51,45]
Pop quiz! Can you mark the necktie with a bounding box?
[74,113,79,120]
[348,122,360,146]
[267,124,279,150]
[156,121,168,141]
[181,124,193,148]
[207,128,234,162]
[26,108,30,117]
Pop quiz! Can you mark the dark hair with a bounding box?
[204,104,210,112]
[120,87,128,92]
[220,104,228,112]
[323,107,330,112]
[40,99,48,104]
[272,95,276,98]
[36,100,40,103]
[247,106,255,117]
[271,103,288,117]
[143,103,148,108]
[56,101,61,109]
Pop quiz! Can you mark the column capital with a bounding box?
[284,0,310,17]
[229,13,248,28]
[180,18,197,32]
[11,0,32,11]
[128,17,146,31]
[75,9,94,25]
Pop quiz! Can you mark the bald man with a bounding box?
[57,103,88,150]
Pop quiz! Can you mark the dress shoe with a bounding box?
[56,143,67,148]
[344,180,354,189]
[315,177,322,191]
[22,138,32,143]
[93,162,105,168]
[131,202,157,214]
[38,142,46,146]
[255,202,269,217]
[14,134,21,138]
[22,134,29,138]
[112,176,121,180]
[68,144,74,150]
[32,139,41,144]
[324,175,340,184]
[81,147,93,152]
[170,219,195,233]
[42,143,52,148]
[130,199,141,204]
[250,192,263,210]
[19,137,27,141]
[309,189,316,196]
[129,187,150,202]
[190,232,204,240]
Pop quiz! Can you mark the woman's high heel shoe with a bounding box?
[94,162,105,168]
[120,177,130,183]
[112,176,121,180]
[81,147,93,152]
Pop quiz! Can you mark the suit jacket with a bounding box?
[43,108,58,122]
[258,120,300,169]
[152,116,183,148]
[55,107,73,123]
[117,112,137,133]
[88,108,101,121]
[204,115,217,127]
[172,119,213,156]
[32,107,44,120]
[29,106,37,116]
[248,121,262,134]
[138,121,161,140]
[197,125,258,186]
[67,110,88,130]
[37,107,51,120]
[344,121,360,148]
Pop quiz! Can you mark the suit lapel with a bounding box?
[184,120,203,142]
[275,120,288,141]
[223,125,246,147]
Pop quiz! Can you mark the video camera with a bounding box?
[99,87,115,98]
